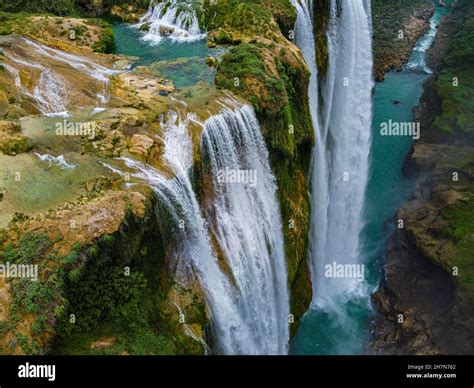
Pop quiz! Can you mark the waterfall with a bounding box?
[292,0,374,308]
[136,0,206,45]
[108,103,289,354]
[314,0,374,307]
[21,37,117,108]
[202,101,289,354]
[3,38,117,116]
[6,53,69,117]
[290,0,328,303]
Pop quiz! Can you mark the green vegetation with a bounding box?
[0,202,205,355]
[0,12,34,35]
[0,0,149,17]
[215,44,276,111]
[52,238,179,355]
[430,1,474,141]
[201,0,296,44]
[51,324,177,355]
[312,0,329,77]
[441,194,474,302]
[88,18,115,53]
[0,135,32,155]
[50,206,203,355]
[413,0,474,304]
[0,232,66,354]
[0,12,115,53]
[1,232,52,264]
[0,0,76,16]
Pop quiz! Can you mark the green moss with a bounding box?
[0,0,148,17]
[312,0,329,78]
[201,0,295,43]
[428,1,474,143]
[441,194,474,303]
[89,18,116,53]
[0,135,32,156]
[406,0,474,308]
[215,43,268,107]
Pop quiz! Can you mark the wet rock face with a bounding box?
[129,134,154,157]
[371,141,474,355]
[371,228,459,355]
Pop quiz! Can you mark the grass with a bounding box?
[0,0,150,17]
[51,324,177,355]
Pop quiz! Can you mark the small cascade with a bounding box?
[6,53,69,117]
[21,37,117,108]
[2,37,117,116]
[136,0,206,45]
[406,4,447,74]
[35,153,76,169]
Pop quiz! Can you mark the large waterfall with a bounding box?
[316,0,373,306]
[111,102,289,354]
[293,0,374,308]
[202,102,289,354]
[136,0,206,45]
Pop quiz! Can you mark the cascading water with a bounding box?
[6,53,69,117]
[136,0,206,45]
[107,102,289,354]
[201,101,289,355]
[35,153,76,170]
[3,37,116,115]
[22,37,117,110]
[406,4,447,74]
[305,0,374,308]
[291,0,374,353]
